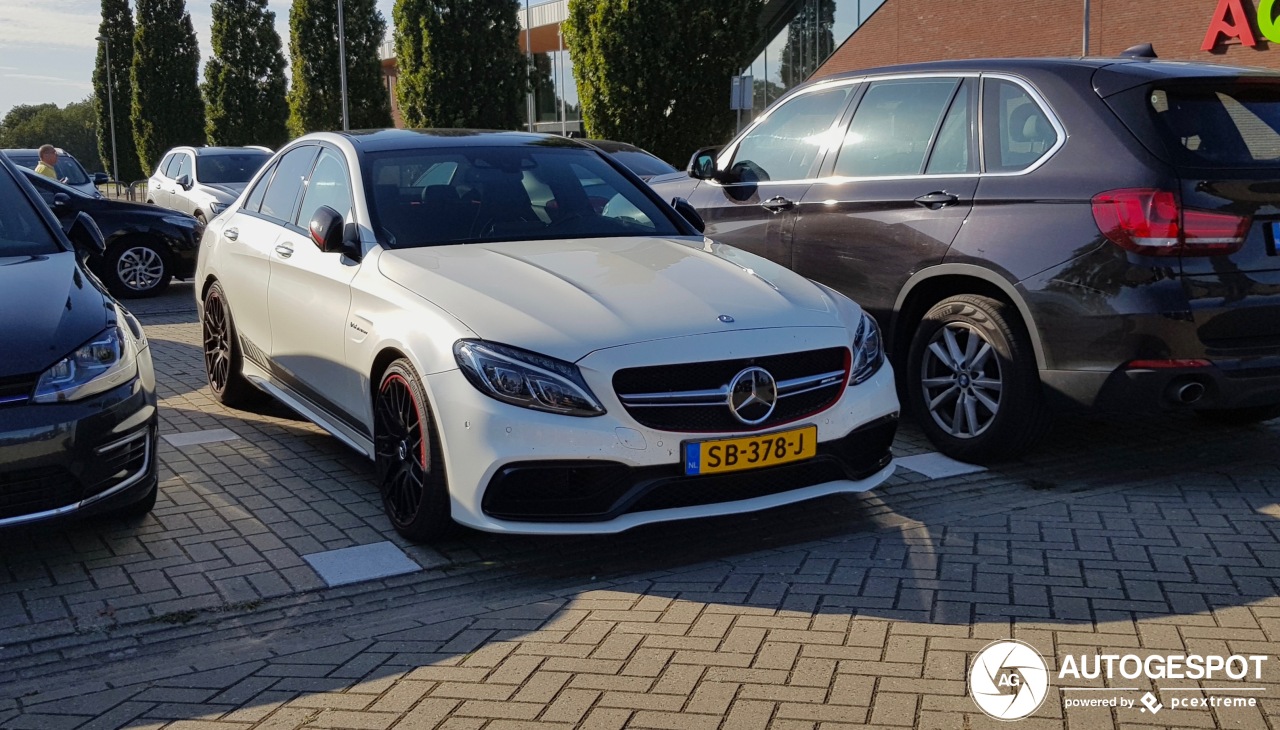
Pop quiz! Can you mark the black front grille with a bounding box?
[85,432,150,498]
[613,347,849,432]
[0,466,78,521]
[0,374,36,406]
[482,415,897,522]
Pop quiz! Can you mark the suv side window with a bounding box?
[243,162,276,213]
[834,78,961,177]
[295,149,352,227]
[174,153,193,181]
[983,78,1059,172]
[157,153,174,178]
[260,146,318,224]
[729,84,855,183]
[925,79,977,174]
[163,154,182,178]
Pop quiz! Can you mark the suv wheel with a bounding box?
[202,282,264,407]
[374,359,453,541]
[907,294,1050,463]
[103,238,170,298]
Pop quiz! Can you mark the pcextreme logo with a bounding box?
[969,641,1270,721]
[1203,0,1280,51]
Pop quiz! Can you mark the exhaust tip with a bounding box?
[1174,381,1206,405]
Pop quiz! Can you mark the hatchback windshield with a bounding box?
[6,153,89,185]
[197,152,271,184]
[0,169,61,256]
[1150,83,1280,167]
[365,146,681,247]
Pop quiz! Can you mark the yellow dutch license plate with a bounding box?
[683,425,818,476]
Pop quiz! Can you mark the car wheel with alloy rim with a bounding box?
[202,281,264,407]
[375,359,453,541]
[102,238,170,298]
[907,294,1049,463]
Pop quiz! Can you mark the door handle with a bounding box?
[760,196,795,212]
[224,227,238,241]
[914,191,960,209]
[274,244,293,259]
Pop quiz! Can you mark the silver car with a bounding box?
[147,146,272,226]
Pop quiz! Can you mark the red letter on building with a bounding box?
[1203,0,1258,50]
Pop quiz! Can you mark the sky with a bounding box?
[0,0,397,119]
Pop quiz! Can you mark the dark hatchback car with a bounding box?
[21,167,200,298]
[0,153,158,527]
[587,140,679,180]
[652,56,1280,461]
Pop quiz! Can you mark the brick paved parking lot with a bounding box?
[2,283,1280,729]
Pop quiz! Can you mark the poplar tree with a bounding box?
[131,0,206,174]
[93,0,143,181]
[393,0,525,129]
[563,0,762,165]
[204,0,290,148]
[288,0,394,135]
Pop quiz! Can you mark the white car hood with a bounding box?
[378,236,845,362]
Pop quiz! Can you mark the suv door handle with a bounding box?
[275,243,294,259]
[761,196,795,212]
[914,191,960,209]
[224,227,238,241]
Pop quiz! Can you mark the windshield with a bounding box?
[7,153,89,185]
[365,146,682,247]
[1149,84,1280,167]
[608,149,677,177]
[197,152,271,184]
[0,169,61,256]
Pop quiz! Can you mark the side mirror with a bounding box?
[52,192,71,209]
[176,174,192,190]
[92,172,109,186]
[309,206,345,253]
[64,211,105,259]
[671,197,705,233]
[687,146,723,181]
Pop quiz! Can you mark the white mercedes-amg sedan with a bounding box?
[195,130,898,541]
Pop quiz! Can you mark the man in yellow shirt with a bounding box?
[34,145,59,180]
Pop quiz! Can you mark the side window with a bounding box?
[260,146,318,223]
[834,78,960,178]
[295,149,353,227]
[174,154,193,181]
[243,162,276,213]
[729,84,855,183]
[29,176,57,205]
[163,154,182,178]
[983,78,1059,172]
[157,153,174,178]
[925,79,976,174]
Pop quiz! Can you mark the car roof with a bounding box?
[817,56,1280,82]
[167,146,272,157]
[306,129,590,154]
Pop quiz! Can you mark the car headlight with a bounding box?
[454,340,605,417]
[33,310,140,403]
[850,312,884,386]
[208,202,226,215]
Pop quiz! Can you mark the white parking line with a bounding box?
[161,428,242,447]
[303,541,423,587]
[896,452,988,479]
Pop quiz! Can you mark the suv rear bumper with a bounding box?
[1043,362,1280,412]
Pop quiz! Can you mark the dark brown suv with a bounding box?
[651,57,1280,462]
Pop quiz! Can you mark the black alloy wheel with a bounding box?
[374,359,452,541]
[202,282,263,407]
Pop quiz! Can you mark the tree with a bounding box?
[0,100,99,164]
[288,0,394,135]
[204,0,289,148]
[778,0,835,89]
[93,0,142,181]
[131,0,206,175]
[393,0,524,129]
[563,0,762,165]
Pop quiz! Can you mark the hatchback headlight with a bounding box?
[454,340,605,417]
[33,311,140,403]
[207,202,227,215]
[850,312,884,386]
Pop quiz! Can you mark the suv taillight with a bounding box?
[1091,188,1249,256]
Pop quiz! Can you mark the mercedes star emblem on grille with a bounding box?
[728,367,778,425]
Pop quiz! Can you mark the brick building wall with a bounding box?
[814,0,1280,78]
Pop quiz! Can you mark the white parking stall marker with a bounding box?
[896,452,987,479]
[303,541,423,587]
[161,428,242,447]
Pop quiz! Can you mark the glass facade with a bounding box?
[743,0,886,120]
[529,44,581,133]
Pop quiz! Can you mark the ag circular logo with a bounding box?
[969,640,1050,721]
[727,366,777,425]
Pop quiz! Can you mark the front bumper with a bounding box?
[0,353,159,530]
[425,359,899,535]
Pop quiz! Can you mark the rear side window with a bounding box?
[260,146,318,223]
[1150,85,1280,166]
[835,78,961,177]
[982,78,1059,172]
